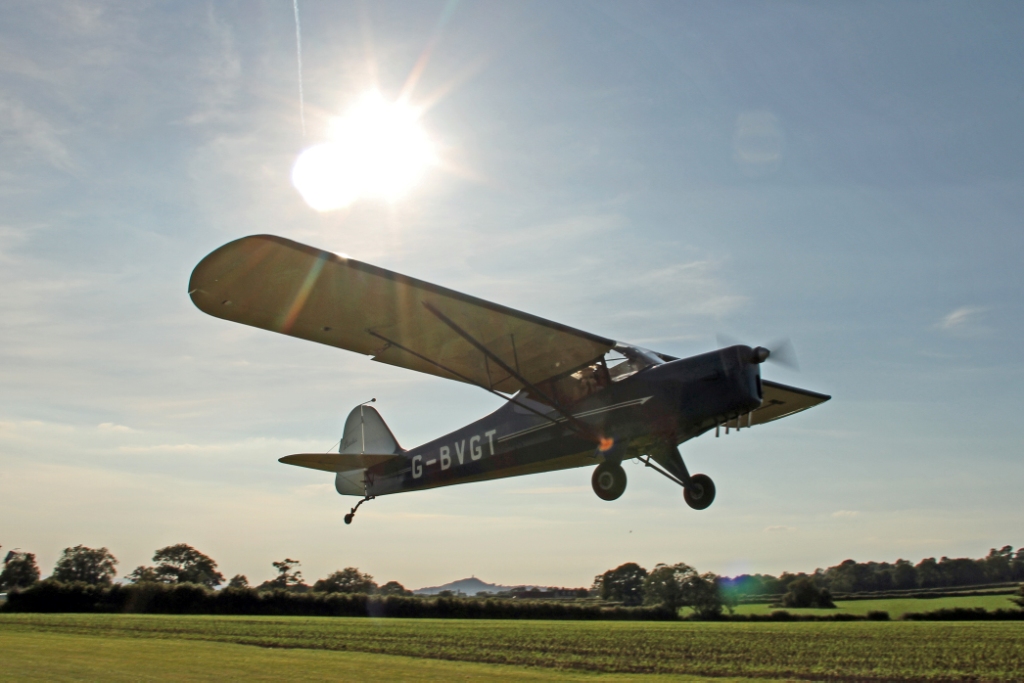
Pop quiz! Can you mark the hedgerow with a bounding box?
[1,581,677,620]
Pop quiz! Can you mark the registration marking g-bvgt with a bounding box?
[412,429,496,479]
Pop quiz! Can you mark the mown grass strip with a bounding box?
[1,629,753,682]
[733,594,1018,617]
[2,613,1023,681]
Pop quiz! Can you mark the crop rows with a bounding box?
[3,613,1023,680]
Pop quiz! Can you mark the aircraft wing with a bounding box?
[280,453,401,473]
[189,235,614,393]
[750,380,831,425]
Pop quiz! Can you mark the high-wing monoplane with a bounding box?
[189,235,829,523]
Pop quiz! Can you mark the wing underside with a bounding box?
[189,235,614,392]
[748,380,830,426]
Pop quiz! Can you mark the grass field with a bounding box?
[2,613,1023,681]
[0,630,736,682]
[732,593,1019,617]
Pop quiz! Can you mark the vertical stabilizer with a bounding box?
[340,405,403,455]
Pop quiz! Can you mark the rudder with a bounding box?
[340,405,403,455]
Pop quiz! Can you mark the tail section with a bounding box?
[335,404,402,496]
[279,404,404,496]
[340,405,403,456]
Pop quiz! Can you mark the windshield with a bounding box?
[607,343,665,382]
[511,342,666,413]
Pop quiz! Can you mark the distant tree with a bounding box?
[227,574,249,588]
[51,545,117,585]
[126,565,161,583]
[262,559,303,590]
[690,573,728,619]
[642,563,725,618]
[825,559,893,593]
[437,589,455,597]
[718,579,738,615]
[149,544,224,588]
[982,546,1014,583]
[642,563,698,611]
[313,567,377,594]
[1,550,41,590]
[719,573,784,598]
[1013,548,1024,581]
[780,577,835,608]
[937,556,986,587]
[378,580,412,596]
[891,559,918,590]
[915,558,944,588]
[595,562,648,606]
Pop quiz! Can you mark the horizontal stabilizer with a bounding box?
[750,380,831,425]
[279,452,401,473]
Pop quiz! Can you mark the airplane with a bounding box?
[189,235,830,524]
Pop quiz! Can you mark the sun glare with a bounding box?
[292,92,436,211]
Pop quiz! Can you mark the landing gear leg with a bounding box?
[645,444,716,511]
[344,495,375,525]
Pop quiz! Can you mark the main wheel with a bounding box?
[683,473,716,510]
[592,462,627,501]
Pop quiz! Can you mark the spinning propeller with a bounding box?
[717,334,799,370]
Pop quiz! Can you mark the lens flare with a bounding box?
[292,91,436,211]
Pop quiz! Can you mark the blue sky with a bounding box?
[1,1,1021,589]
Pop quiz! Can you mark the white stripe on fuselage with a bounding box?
[381,396,654,484]
[497,396,653,443]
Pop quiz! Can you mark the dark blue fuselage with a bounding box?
[362,346,763,496]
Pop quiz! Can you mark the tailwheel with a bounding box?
[344,495,374,525]
[683,473,716,510]
[592,462,627,501]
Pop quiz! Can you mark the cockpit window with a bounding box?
[511,343,665,414]
[513,361,613,412]
[607,342,664,382]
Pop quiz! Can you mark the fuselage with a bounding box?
[356,345,763,497]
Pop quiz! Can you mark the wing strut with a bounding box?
[365,329,572,434]
[421,301,603,445]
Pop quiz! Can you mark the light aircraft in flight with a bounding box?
[190,235,829,524]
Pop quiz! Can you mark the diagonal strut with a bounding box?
[365,329,572,434]
[421,301,603,444]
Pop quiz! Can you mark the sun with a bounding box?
[292,91,436,211]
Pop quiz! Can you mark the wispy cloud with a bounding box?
[97,422,134,433]
[938,306,989,334]
[182,7,241,126]
[0,93,74,171]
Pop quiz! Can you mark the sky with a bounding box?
[1,1,1022,590]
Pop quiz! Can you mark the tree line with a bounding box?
[3,542,1022,617]
[721,545,1024,598]
[0,544,412,597]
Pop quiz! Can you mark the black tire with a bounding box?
[683,473,716,510]
[592,462,627,501]
[344,513,353,525]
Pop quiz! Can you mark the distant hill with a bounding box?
[413,576,516,595]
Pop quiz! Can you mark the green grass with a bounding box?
[2,613,1023,681]
[732,593,1019,617]
[0,629,738,682]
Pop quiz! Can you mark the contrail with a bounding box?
[292,0,306,137]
